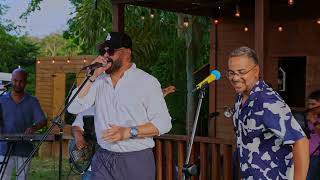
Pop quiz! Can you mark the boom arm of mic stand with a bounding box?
[16,73,94,179]
[0,88,9,96]
[183,86,206,180]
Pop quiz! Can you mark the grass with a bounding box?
[10,156,82,180]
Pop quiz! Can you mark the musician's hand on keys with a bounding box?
[90,56,112,80]
[24,127,36,134]
[102,125,130,143]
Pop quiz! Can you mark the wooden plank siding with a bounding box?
[36,56,96,157]
[36,55,96,123]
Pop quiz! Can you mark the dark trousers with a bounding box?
[307,155,320,180]
[92,148,155,180]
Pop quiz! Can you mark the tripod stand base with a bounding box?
[182,163,199,177]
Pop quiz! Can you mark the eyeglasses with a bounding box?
[226,64,257,79]
[99,48,124,56]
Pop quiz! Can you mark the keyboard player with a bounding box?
[0,68,47,180]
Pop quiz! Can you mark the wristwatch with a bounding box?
[130,127,139,139]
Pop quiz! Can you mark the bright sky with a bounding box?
[2,0,75,38]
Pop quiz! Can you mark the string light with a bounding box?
[141,11,145,20]
[244,26,249,32]
[150,9,155,19]
[277,25,283,32]
[235,4,240,17]
[36,58,101,65]
[183,16,189,27]
[317,18,320,24]
[214,19,219,25]
[288,0,294,5]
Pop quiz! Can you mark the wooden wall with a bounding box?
[36,56,95,133]
[210,19,320,142]
[36,56,96,157]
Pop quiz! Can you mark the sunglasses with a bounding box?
[99,48,115,56]
[99,47,126,56]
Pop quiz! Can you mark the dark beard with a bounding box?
[105,59,122,74]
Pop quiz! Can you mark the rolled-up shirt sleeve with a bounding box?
[145,79,172,135]
[72,111,85,130]
[32,98,47,124]
[72,107,95,130]
[67,81,97,114]
[262,96,305,145]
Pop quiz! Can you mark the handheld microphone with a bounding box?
[192,70,221,93]
[81,59,112,71]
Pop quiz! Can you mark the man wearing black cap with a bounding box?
[68,32,172,180]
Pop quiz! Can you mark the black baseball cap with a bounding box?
[97,32,132,55]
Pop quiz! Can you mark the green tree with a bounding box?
[66,0,112,54]
[0,27,40,94]
[28,33,81,57]
[0,3,40,94]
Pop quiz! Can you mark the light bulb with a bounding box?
[183,16,189,27]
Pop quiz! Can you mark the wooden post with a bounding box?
[223,145,233,180]
[52,73,66,120]
[166,141,174,180]
[208,19,218,138]
[156,139,163,180]
[255,0,269,77]
[212,144,221,180]
[200,143,208,180]
[112,3,125,32]
[178,142,186,180]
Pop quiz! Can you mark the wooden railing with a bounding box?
[153,134,236,180]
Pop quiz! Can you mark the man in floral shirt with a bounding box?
[227,46,309,179]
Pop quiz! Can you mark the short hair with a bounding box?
[12,68,28,80]
[308,90,320,101]
[228,46,259,65]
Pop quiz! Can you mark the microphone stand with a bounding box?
[0,87,9,96]
[0,88,10,180]
[17,70,95,180]
[182,83,208,180]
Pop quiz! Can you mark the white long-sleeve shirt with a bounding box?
[68,64,172,152]
[72,106,95,130]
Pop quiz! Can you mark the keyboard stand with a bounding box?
[0,143,15,179]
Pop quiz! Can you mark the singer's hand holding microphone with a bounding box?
[83,56,113,80]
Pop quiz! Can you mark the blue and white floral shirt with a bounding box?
[233,80,305,180]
